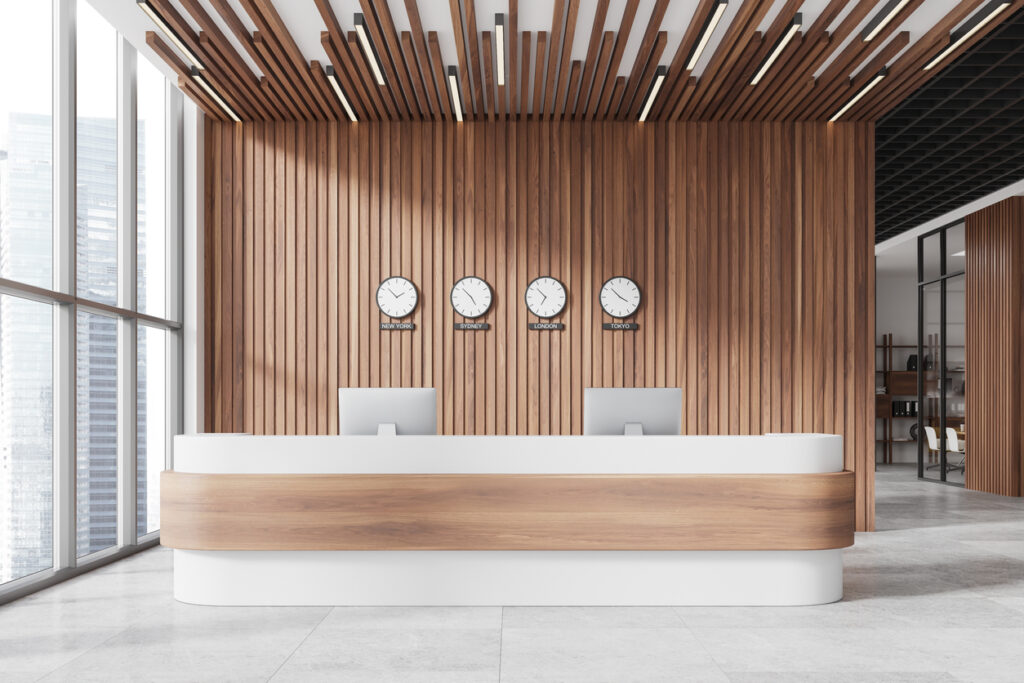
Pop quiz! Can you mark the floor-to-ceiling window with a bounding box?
[0,0,182,598]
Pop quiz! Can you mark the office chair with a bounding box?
[945,427,966,474]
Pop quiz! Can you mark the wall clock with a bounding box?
[376,276,418,319]
[450,276,493,319]
[525,276,567,318]
[600,276,641,318]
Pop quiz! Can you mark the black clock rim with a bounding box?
[524,275,567,319]
[375,276,418,319]
[599,275,642,319]
[450,276,493,319]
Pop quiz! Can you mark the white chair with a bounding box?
[924,426,942,470]
[945,427,966,474]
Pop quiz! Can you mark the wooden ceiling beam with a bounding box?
[177,0,281,119]
[252,32,315,120]
[582,32,615,120]
[355,1,411,118]
[576,0,611,120]
[703,32,765,120]
[760,33,832,120]
[532,31,548,118]
[463,0,487,117]
[806,30,910,121]
[482,31,496,121]
[563,60,583,120]
[206,0,301,119]
[652,0,719,120]
[669,76,698,121]
[309,60,342,121]
[242,0,335,119]
[688,1,773,119]
[401,31,431,120]
[540,0,566,119]
[178,76,226,121]
[603,76,627,119]
[197,34,272,120]
[347,30,399,119]
[625,32,667,120]
[552,0,581,120]
[620,0,670,120]
[726,32,807,120]
[447,0,476,120]
[367,0,423,119]
[519,31,532,119]
[594,0,641,119]
[320,32,373,120]
[403,0,442,119]
[427,32,452,120]
[508,0,519,117]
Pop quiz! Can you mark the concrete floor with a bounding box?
[1,464,1023,682]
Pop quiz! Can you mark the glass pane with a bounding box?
[76,310,118,557]
[921,231,941,283]
[920,281,942,481]
[137,58,166,317]
[137,325,165,536]
[945,274,967,485]
[0,295,53,584]
[945,223,966,274]
[76,0,118,305]
[0,1,53,288]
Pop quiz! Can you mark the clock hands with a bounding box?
[460,287,477,305]
[612,288,629,303]
[388,287,402,298]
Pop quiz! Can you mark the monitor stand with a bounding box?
[624,422,644,436]
[377,423,397,436]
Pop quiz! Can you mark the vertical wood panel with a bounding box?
[966,197,1024,498]
[204,120,877,529]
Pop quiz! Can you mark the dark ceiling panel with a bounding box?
[875,6,1024,243]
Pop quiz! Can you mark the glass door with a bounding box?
[917,224,967,486]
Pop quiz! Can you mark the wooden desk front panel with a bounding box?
[161,471,855,551]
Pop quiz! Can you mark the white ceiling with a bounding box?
[89,0,979,100]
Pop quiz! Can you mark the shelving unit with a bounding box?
[876,333,922,465]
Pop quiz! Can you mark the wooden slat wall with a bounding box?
[965,197,1024,497]
[204,120,876,530]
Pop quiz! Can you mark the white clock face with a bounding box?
[376,276,418,319]
[600,276,641,318]
[450,276,493,318]
[525,276,567,318]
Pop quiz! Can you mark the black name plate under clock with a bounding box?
[454,322,490,331]
[603,322,639,330]
[529,322,565,330]
[380,322,415,330]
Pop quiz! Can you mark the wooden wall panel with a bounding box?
[965,197,1024,497]
[204,120,876,530]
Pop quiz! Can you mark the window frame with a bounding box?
[0,0,182,603]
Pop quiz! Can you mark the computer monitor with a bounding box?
[583,388,683,435]
[337,388,437,435]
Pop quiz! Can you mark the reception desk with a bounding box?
[162,433,854,606]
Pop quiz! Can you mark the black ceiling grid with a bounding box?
[874,6,1024,243]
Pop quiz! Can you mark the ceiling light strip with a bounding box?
[136,0,205,70]
[639,66,668,122]
[354,13,386,86]
[495,14,506,87]
[686,0,729,71]
[861,0,912,42]
[750,14,801,86]
[447,65,464,123]
[325,66,358,122]
[923,1,1012,71]
[191,67,241,122]
[829,68,887,122]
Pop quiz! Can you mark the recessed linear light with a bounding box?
[495,14,506,87]
[325,66,358,122]
[354,13,386,86]
[447,65,464,123]
[686,0,729,71]
[639,66,668,122]
[190,67,240,122]
[924,1,1012,71]
[829,67,887,122]
[137,0,204,70]
[750,14,801,86]
[861,0,911,42]
[952,250,966,257]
